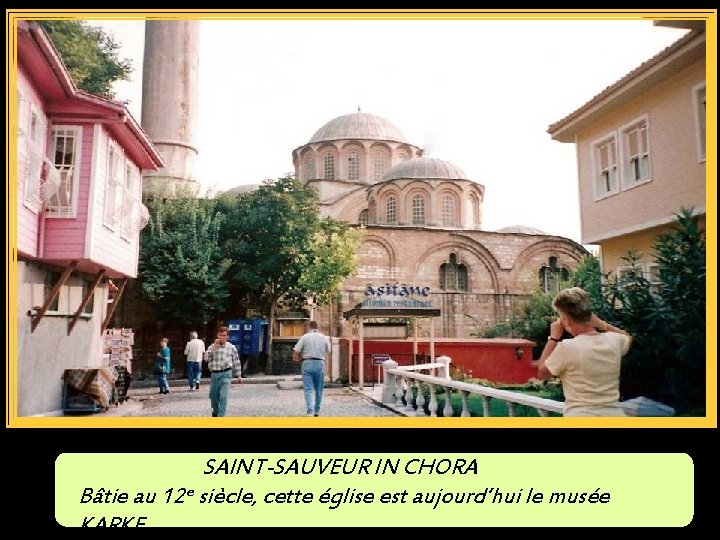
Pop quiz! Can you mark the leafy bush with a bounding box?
[474,288,559,358]
[469,209,705,414]
[613,209,705,413]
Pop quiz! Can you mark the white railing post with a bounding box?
[428,384,438,417]
[381,359,399,405]
[443,387,454,417]
[460,390,470,417]
[481,396,491,417]
[415,379,426,416]
[405,379,415,413]
[436,355,452,379]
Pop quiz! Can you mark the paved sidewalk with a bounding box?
[102,375,402,418]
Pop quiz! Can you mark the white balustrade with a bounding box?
[381,358,563,418]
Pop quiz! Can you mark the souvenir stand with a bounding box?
[103,328,134,404]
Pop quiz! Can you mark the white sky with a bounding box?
[91,17,689,243]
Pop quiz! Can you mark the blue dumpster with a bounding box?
[226,319,269,356]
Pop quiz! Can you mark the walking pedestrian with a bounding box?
[154,338,171,395]
[184,331,206,391]
[204,326,242,417]
[292,320,331,416]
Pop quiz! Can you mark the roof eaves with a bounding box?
[548,29,705,140]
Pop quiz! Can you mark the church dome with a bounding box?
[382,157,468,181]
[495,225,548,235]
[309,112,408,144]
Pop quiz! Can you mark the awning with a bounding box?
[342,306,442,389]
[343,307,441,318]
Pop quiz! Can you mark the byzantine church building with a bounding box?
[290,112,588,338]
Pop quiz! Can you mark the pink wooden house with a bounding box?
[15,21,164,416]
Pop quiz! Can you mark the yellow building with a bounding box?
[547,22,706,279]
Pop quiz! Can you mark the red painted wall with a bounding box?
[347,338,538,384]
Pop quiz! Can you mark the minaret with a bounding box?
[141,21,200,197]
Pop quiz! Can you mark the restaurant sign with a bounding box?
[362,282,433,308]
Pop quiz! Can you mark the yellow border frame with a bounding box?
[6,9,717,428]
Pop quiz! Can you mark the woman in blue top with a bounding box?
[155,338,172,394]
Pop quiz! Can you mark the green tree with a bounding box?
[139,196,230,327]
[298,218,364,305]
[651,208,706,411]
[38,21,132,99]
[467,211,705,414]
[222,175,321,373]
[602,251,667,401]
[570,254,610,316]
[585,211,705,413]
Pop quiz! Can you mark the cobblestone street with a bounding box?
[122,377,401,418]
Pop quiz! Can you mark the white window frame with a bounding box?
[39,272,94,318]
[615,264,642,281]
[693,83,706,163]
[616,262,661,293]
[17,90,29,139]
[46,125,82,218]
[591,132,619,200]
[619,115,652,191]
[644,262,661,290]
[17,91,27,204]
[22,104,47,213]
[103,141,125,229]
[120,163,138,240]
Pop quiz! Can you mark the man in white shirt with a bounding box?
[184,331,206,391]
[292,320,331,416]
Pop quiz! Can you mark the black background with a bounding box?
[11,426,712,530]
[7,5,716,531]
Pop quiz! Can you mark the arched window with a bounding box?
[457,265,469,291]
[373,152,387,181]
[470,194,480,228]
[539,256,570,293]
[386,195,396,224]
[305,158,315,181]
[440,253,469,292]
[324,153,335,180]
[411,194,426,225]
[442,194,456,226]
[348,150,360,181]
[358,209,369,225]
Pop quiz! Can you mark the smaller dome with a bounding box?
[222,184,260,196]
[495,225,548,235]
[382,157,468,181]
[309,112,407,144]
